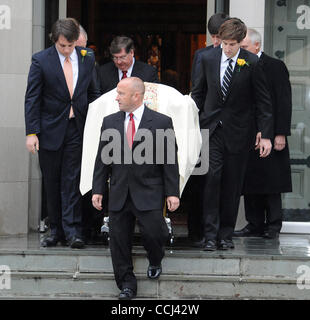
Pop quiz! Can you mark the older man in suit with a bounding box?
[234,29,292,239]
[191,18,273,251]
[92,77,180,300]
[98,36,159,94]
[25,18,101,248]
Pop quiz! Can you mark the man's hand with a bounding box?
[166,196,180,212]
[26,135,39,154]
[92,194,103,211]
[255,132,272,158]
[274,135,286,151]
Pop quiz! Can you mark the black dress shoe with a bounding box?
[263,231,279,239]
[233,226,263,237]
[217,239,229,250]
[147,265,162,279]
[203,240,217,251]
[69,237,85,249]
[41,236,67,247]
[119,288,136,300]
[191,237,206,248]
[225,239,235,249]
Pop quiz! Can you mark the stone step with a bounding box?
[0,247,309,299]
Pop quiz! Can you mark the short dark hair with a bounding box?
[218,18,247,43]
[110,36,134,55]
[207,13,230,35]
[51,18,80,43]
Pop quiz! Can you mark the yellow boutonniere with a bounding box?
[80,49,92,62]
[236,58,249,72]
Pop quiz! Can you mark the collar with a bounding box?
[257,51,262,58]
[126,103,144,120]
[56,47,78,63]
[221,48,240,64]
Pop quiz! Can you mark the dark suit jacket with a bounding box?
[92,106,180,212]
[25,45,101,151]
[98,60,159,94]
[243,53,292,193]
[191,45,213,89]
[191,46,273,154]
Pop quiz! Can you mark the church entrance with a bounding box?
[67,0,207,94]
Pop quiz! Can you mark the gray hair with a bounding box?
[79,25,88,41]
[247,28,261,47]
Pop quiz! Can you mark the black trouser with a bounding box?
[38,119,83,240]
[109,194,169,293]
[244,193,282,233]
[185,174,204,241]
[202,126,248,241]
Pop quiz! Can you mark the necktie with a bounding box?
[221,59,233,100]
[63,57,74,118]
[126,112,136,149]
[122,71,127,79]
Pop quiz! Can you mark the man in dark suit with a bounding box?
[98,36,159,94]
[92,77,180,299]
[188,12,229,247]
[234,29,292,239]
[191,13,230,89]
[191,18,273,251]
[25,18,101,248]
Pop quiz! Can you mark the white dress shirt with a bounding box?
[57,48,79,92]
[220,49,240,87]
[124,103,145,132]
[118,57,135,81]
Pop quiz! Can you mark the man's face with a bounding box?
[116,81,134,113]
[222,39,241,58]
[112,48,134,71]
[76,33,87,48]
[210,34,221,47]
[55,35,76,58]
[241,35,259,54]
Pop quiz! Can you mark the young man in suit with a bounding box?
[188,12,229,247]
[191,18,273,251]
[191,13,230,89]
[234,29,292,239]
[25,18,101,248]
[92,77,180,299]
[98,36,159,94]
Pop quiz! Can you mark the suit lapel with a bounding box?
[73,47,83,98]
[48,46,70,98]
[223,49,247,102]
[213,48,222,100]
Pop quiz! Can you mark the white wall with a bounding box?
[230,0,265,50]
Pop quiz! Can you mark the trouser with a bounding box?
[202,126,248,241]
[38,119,83,240]
[244,193,282,233]
[109,194,169,293]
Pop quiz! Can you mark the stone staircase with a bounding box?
[0,235,309,299]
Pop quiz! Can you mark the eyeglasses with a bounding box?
[112,53,129,62]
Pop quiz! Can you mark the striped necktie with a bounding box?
[221,58,233,100]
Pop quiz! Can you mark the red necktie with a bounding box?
[122,71,127,79]
[126,112,135,149]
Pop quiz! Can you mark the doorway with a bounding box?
[67,0,207,94]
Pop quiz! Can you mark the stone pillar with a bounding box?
[230,0,265,49]
[0,0,45,235]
